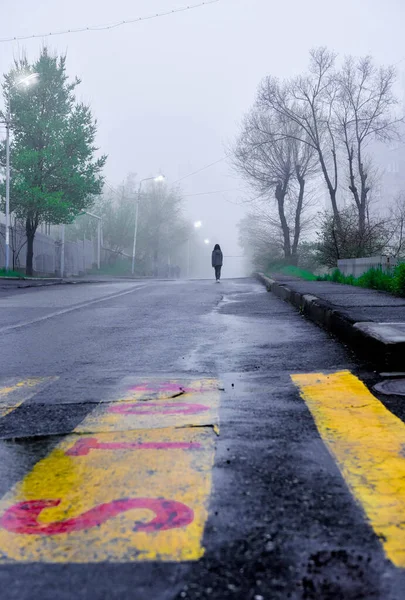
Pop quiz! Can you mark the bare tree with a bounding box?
[316,207,390,267]
[238,207,284,271]
[235,47,403,267]
[258,48,341,229]
[335,56,401,234]
[291,138,317,258]
[233,107,316,263]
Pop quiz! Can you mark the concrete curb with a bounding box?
[256,272,405,370]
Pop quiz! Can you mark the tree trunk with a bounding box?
[347,145,361,213]
[358,207,366,240]
[292,172,305,262]
[318,150,341,231]
[275,182,291,259]
[25,218,37,277]
[347,143,368,239]
[358,158,369,239]
[331,226,340,261]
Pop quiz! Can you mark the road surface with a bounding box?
[0,278,404,599]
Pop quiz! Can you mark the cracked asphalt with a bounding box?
[0,277,404,599]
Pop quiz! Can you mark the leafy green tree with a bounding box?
[0,48,106,275]
[66,175,137,260]
[96,176,137,264]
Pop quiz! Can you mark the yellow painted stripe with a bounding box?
[291,370,405,568]
[77,382,219,433]
[0,377,58,417]
[0,378,219,563]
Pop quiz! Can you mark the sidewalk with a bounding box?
[0,274,154,289]
[257,272,405,370]
[0,277,105,290]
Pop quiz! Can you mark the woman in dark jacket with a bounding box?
[211,244,223,282]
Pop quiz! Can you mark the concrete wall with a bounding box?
[338,256,398,277]
[0,223,96,276]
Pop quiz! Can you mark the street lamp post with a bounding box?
[4,72,39,271]
[60,224,65,278]
[131,175,164,276]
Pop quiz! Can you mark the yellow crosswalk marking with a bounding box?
[0,378,219,563]
[292,370,405,568]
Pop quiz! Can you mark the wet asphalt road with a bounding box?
[0,277,404,599]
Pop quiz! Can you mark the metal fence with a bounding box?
[0,223,96,276]
[337,256,398,278]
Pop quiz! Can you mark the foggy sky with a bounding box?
[1,0,405,272]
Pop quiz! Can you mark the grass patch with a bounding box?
[0,268,25,278]
[88,262,132,277]
[265,261,405,297]
[280,265,318,280]
[318,264,405,296]
[268,265,318,281]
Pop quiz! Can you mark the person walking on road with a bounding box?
[212,244,223,282]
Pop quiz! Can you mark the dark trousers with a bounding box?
[214,266,222,280]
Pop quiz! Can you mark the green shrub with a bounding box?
[392,263,405,296]
[356,268,393,292]
[318,269,358,285]
[329,269,345,283]
[345,274,357,286]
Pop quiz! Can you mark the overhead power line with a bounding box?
[104,180,120,195]
[172,155,229,185]
[0,0,221,43]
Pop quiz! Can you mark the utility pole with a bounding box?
[97,219,101,270]
[60,224,65,277]
[131,186,141,276]
[187,238,190,279]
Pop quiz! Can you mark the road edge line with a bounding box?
[0,284,149,334]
